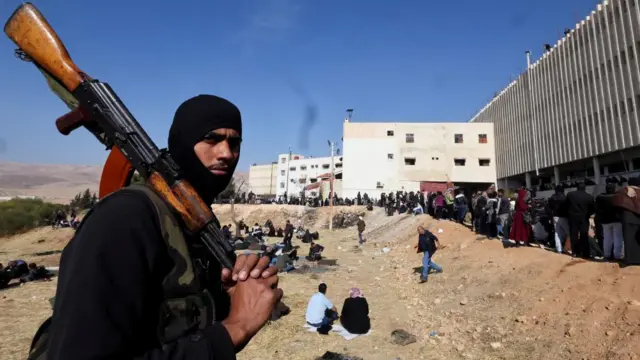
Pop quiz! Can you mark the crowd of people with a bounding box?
[0,260,54,289]
[462,180,640,265]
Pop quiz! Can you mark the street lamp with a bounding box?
[328,140,336,231]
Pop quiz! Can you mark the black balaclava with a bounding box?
[168,94,242,205]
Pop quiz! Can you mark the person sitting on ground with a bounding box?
[302,229,313,243]
[412,202,424,215]
[398,202,408,214]
[20,263,54,283]
[0,263,10,289]
[276,227,284,237]
[306,241,324,261]
[416,226,443,283]
[5,259,29,279]
[251,223,263,238]
[267,223,276,237]
[340,287,370,335]
[221,225,232,240]
[272,252,295,272]
[305,283,339,328]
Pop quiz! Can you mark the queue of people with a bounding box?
[468,179,640,265]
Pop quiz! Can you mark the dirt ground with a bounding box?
[1,205,640,360]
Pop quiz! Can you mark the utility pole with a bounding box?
[328,140,335,231]
[284,145,292,199]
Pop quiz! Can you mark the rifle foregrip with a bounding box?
[4,2,84,91]
[56,107,86,135]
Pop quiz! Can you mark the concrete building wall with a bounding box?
[275,153,342,197]
[342,122,496,199]
[248,163,278,196]
[470,0,640,183]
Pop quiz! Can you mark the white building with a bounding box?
[342,121,497,199]
[275,153,342,198]
[470,0,640,192]
[247,162,278,196]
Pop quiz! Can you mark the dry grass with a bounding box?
[1,205,640,360]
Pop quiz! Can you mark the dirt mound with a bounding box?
[2,210,640,360]
[0,227,74,267]
[212,204,369,230]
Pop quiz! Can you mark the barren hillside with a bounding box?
[1,205,639,360]
[0,162,101,203]
[0,161,248,203]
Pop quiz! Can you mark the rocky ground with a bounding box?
[1,205,639,360]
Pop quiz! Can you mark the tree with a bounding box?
[81,189,92,209]
[90,193,98,207]
[218,178,236,200]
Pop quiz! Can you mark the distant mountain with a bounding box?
[0,161,249,204]
[0,162,101,204]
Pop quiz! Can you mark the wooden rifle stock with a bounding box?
[4,3,236,269]
[4,3,143,200]
[4,3,84,92]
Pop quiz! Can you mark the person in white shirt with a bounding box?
[305,283,338,327]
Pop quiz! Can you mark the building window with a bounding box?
[479,159,491,166]
[300,165,307,170]
[388,153,394,160]
[280,170,285,175]
[454,134,463,143]
[478,134,487,144]
[376,181,384,189]
[405,133,414,143]
[289,166,296,171]
[387,130,394,136]
[310,178,317,183]
[454,158,466,166]
[281,158,286,163]
[280,182,285,188]
[322,164,330,169]
[404,157,416,166]
[335,163,343,168]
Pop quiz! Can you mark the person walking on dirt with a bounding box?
[416,225,443,283]
[357,216,366,245]
[31,95,283,360]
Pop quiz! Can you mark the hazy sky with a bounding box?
[0,0,601,171]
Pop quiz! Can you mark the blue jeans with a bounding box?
[308,310,339,327]
[456,206,468,223]
[358,231,364,244]
[421,251,443,280]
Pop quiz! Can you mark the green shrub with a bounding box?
[0,198,68,236]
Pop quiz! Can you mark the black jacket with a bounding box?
[48,191,235,360]
[565,190,595,219]
[595,193,620,224]
[497,196,510,215]
[340,297,370,334]
[418,231,438,255]
[474,196,487,216]
[547,192,568,218]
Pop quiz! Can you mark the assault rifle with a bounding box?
[4,3,236,269]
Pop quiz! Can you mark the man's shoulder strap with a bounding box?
[124,184,201,291]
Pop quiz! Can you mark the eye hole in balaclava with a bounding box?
[168,94,242,205]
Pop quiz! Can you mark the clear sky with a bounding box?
[0,0,601,172]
